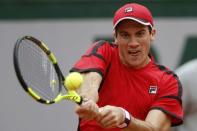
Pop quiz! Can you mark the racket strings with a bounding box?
[18,39,60,101]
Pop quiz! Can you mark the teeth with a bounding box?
[128,51,137,53]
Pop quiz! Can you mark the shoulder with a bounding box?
[150,62,178,80]
[151,62,181,90]
[87,40,118,59]
[152,63,182,97]
[84,40,117,57]
[92,40,117,49]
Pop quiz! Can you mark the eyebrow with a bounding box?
[137,29,146,32]
[119,28,146,34]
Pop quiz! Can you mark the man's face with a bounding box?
[115,20,156,69]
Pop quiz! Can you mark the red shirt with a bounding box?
[71,41,183,131]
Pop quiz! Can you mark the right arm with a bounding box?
[75,72,102,120]
[72,41,112,120]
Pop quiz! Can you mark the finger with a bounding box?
[75,108,87,115]
[100,115,116,128]
[97,108,113,126]
[75,100,99,120]
[76,110,93,120]
[75,108,87,119]
[96,107,108,122]
[97,106,122,128]
[99,111,120,128]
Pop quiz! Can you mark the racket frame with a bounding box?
[13,36,82,105]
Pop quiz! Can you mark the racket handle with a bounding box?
[77,97,83,105]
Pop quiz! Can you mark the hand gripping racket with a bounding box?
[13,36,82,105]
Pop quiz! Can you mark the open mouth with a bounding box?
[128,50,140,56]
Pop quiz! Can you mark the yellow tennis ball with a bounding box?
[65,72,83,90]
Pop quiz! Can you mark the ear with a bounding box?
[150,28,156,41]
[113,30,118,43]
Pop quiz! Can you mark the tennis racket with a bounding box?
[13,35,82,105]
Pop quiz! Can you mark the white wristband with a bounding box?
[117,107,131,128]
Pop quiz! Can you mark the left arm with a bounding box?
[97,106,171,131]
[123,109,171,131]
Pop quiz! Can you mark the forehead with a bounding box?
[116,19,147,31]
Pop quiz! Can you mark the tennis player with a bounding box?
[70,3,183,131]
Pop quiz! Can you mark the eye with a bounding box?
[120,32,130,39]
[136,30,146,37]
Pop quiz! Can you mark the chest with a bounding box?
[98,60,161,119]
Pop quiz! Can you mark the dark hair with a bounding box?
[115,24,152,37]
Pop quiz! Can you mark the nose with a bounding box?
[127,37,139,48]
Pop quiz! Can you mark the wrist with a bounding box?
[117,107,131,129]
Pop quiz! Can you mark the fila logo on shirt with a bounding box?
[149,86,158,94]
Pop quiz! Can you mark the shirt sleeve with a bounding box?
[150,72,183,126]
[70,40,113,77]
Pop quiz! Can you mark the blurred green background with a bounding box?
[1,0,197,19]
